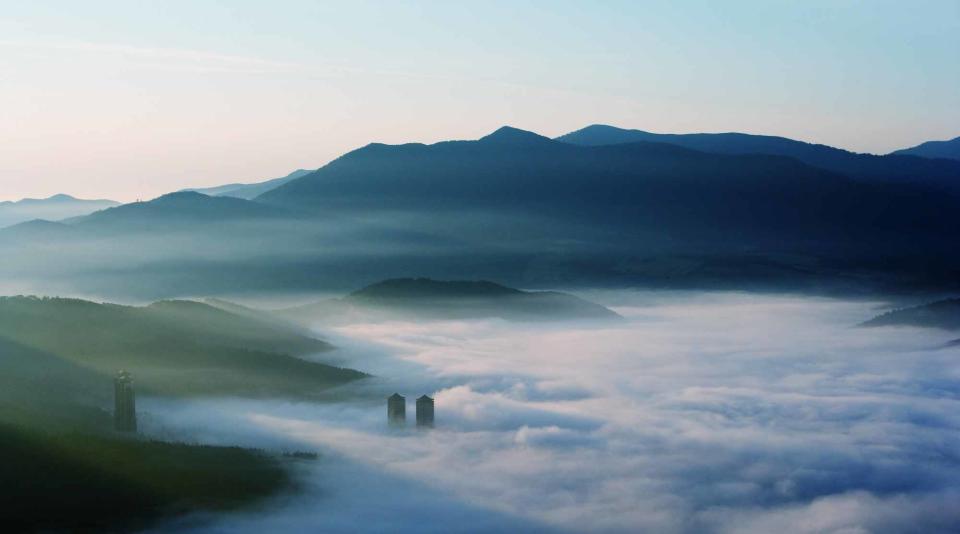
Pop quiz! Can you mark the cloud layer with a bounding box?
[144,292,960,533]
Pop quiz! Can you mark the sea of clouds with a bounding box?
[144,291,960,533]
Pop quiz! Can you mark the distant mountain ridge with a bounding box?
[891,136,960,161]
[259,125,957,253]
[0,194,118,229]
[4,125,960,297]
[70,191,292,230]
[182,169,314,199]
[556,124,960,194]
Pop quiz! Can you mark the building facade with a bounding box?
[416,395,434,428]
[388,393,406,426]
[114,370,137,432]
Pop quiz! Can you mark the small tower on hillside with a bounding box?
[416,395,434,428]
[114,370,137,432]
[387,393,406,426]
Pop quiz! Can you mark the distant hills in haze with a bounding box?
[891,136,960,161]
[277,278,620,323]
[0,194,118,229]
[182,169,314,200]
[860,298,960,330]
[4,124,960,298]
[71,190,292,230]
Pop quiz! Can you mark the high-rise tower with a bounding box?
[416,395,434,428]
[387,393,406,426]
[114,370,137,432]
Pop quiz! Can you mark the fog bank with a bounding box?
[144,292,960,533]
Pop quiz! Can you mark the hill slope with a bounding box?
[279,278,620,323]
[3,126,960,296]
[183,169,314,199]
[0,296,365,397]
[556,124,960,193]
[71,191,291,230]
[1,425,292,532]
[260,126,958,270]
[860,298,960,330]
[891,136,960,161]
[0,298,329,531]
[0,194,118,228]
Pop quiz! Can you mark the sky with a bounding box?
[140,291,960,533]
[1,0,958,201]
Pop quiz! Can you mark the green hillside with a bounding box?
[0,296,347,531]
[1,424,293,532]
[0,296,366,398]
[279,278,621,323]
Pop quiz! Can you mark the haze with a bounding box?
[3,3,960,532]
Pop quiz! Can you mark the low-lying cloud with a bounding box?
[144,292,960,533]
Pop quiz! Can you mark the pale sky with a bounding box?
[1,0,958,201]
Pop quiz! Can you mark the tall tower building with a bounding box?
[114,370,137,433]
[387,393,406,426]
[416,395,434,428]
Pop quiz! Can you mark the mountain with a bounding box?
[4,126,960,297]
[0,194,118,228]
[61,191,297,235]
[0,296,332,530]
[0,296,365,397]
[278,278,620,323]
[860,298,960,330]
[891,136,960,161]
[556,124,960,193]
[258,126,959,284]
[182,169,314,200]
[0,219,75,240]
[0,191,320,299]
[0,335,294,531]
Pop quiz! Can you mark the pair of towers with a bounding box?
[387,393,434,428]
[114,369,137,432]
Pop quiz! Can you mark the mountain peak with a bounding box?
[153,191,211,203]
[578,124,637,134]
[479,126,553,145]
[555,124,660,145]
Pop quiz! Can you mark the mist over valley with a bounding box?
[3,3,959,531]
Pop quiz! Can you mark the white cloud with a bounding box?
[143,291,960,533]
